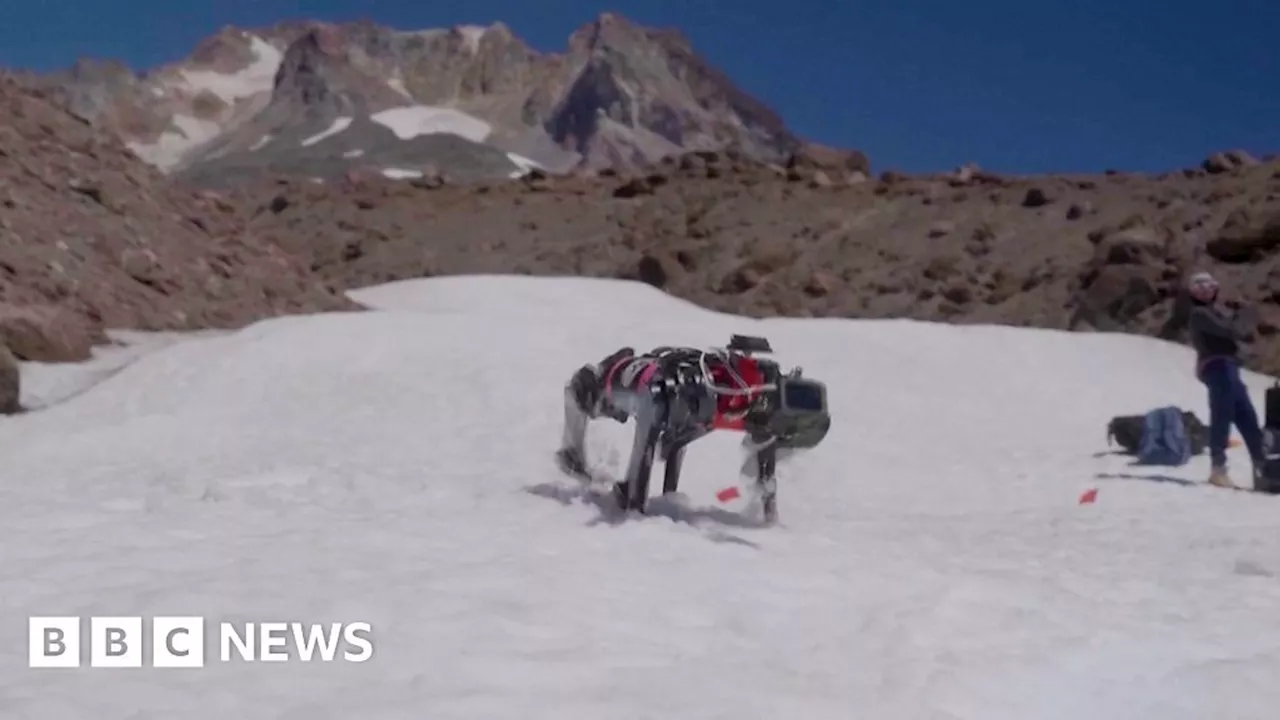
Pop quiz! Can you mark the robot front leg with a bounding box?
[660,426,709,495]
[614,390,667,513]
[615,416,661,512]
[663,443,686,495]
[556,365,605,477]
[739,435,780,523]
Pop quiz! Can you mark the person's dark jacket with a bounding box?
[1188,301,1243,367]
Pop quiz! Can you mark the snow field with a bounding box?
[0,275,1276,719]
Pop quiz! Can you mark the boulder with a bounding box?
[1205,207,1280,263]
[1203,150,1260,175]
[1069,265,1164,331]
[0,303,105,362]
[1022,187,1052,208]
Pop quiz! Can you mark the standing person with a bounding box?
[1186,271,1267,488]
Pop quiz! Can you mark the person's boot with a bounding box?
[1208,465,1237,488]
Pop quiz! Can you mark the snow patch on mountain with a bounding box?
[458,25,487,54]
[300,117,352,147]
[506,152,542,178]
[178,36,282,103]
[382,168,423,179]
[370,105,492,144]
[386,71,413,100]
[122,36,287,170]
[128,114,223,169]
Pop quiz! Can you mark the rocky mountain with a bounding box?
[0,71,355,367]
[34,13,825,187]
[3,13,1276,403]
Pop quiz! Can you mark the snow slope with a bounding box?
[370,105,492,144]
[2,275,1279,719]
[128,35,284,170]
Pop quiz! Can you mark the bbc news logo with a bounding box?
[29,617,374,668]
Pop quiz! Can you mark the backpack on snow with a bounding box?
[1135,407,1195,466]
[1107,407,1207,460]
[1266,380,1280,431]
[1258,381,1280,493]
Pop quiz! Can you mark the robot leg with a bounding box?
[613,387,667,513]
[555,347,637,477]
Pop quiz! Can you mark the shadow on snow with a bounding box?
[1094,471,1197,487]
[524,479,765,549]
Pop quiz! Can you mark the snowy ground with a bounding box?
[2,276,1279,719]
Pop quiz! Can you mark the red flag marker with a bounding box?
[716,486,741,503]
[1079,487,1098,504]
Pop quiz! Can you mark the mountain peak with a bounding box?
[567,12,648,54]
[31,14,842,183]
[267,24,404,117]
[187,26,258,70]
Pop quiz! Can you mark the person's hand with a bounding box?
[1235,305,1260,341]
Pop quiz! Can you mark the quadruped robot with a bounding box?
[557,334,831,522]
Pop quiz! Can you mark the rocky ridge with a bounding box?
[34,13,832,187]
[0,72,356,369]
[220,147,1280,372]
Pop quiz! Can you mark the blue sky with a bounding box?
[1,0,1275,174]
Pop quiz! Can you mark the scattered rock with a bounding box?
[1022,188,1052,208]
[1096,226,1165,265]
[950,163,981,186]
[1203,150,1260,175]
[720,265,765,294]
[636,254,670,288]
[409,164,447,190]
[787,143,871,177]
[68,179,106,206]
[928,220,955,238]
[804,271,838,297]
[808,170,833,189]
[520,168,551,191]
[942,283,974,305]
[613,174,667,198]
[677,153,708,174]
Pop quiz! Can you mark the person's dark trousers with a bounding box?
[1199,358,1266,468]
